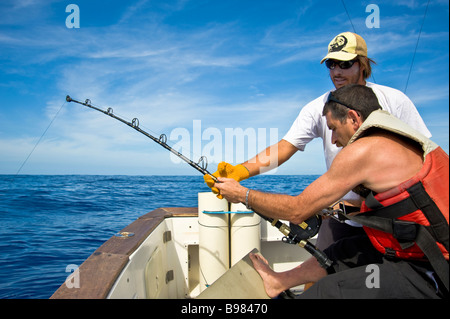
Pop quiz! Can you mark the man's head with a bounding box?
[322,84,382,147]
[321,32,376,89]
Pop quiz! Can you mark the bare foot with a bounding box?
[249,253,285,298]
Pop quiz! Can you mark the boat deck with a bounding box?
[51,207,196,299]
[51,207,311,299]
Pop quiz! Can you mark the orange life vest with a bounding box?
[346,111,449,290]
[358,147,449,261]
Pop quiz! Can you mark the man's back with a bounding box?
[339,130,424,194]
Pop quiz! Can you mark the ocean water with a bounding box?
[0,174,318,299]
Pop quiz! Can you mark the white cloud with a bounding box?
[1,0,447,175]
[407,84,449,106]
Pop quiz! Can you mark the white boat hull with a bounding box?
[51,206,314,299]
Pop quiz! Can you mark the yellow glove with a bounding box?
[203,162,250,198]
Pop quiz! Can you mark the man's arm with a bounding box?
[242,139,299,177]
[204,139,299,196]
[216,141,368,224]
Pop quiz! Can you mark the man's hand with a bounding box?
[203,162,249,198]
[214,177,247,203]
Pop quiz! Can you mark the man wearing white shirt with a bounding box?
[204,31,431,251]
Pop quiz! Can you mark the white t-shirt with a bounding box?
[283,82,431,201]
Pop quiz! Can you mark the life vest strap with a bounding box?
[363,182,448,251]
[415,225,449,292]
[348,181,449,292]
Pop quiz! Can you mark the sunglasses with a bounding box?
[325,59,358,70]
[327,92,359,112]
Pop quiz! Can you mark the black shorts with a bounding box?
[316,217,366,251]
[298,234,445,299]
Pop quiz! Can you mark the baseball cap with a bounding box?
[320,32,367,64]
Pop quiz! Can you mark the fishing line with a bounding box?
[404,0,430,93]
[340,0,377,84]
[14,100,67,176]
[340,0,356,34]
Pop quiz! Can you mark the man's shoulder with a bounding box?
[342,133,396,167]
[302,91,331,112]
[366,82,416,115]
[366,82,408,98]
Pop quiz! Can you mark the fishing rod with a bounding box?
[66,95,332,269]
[65,95,211,177]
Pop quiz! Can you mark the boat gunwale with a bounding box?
[50,207,197,299]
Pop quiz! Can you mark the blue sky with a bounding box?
[0,0,448,175]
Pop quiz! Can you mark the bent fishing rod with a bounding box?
[66,95,332,269]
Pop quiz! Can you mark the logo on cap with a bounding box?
[320,32,367,64]
[329,35,349,53]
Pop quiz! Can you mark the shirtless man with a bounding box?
[214,84,449,298]
[204,32,431,252]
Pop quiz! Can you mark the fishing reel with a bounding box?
[282,214,322,244]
